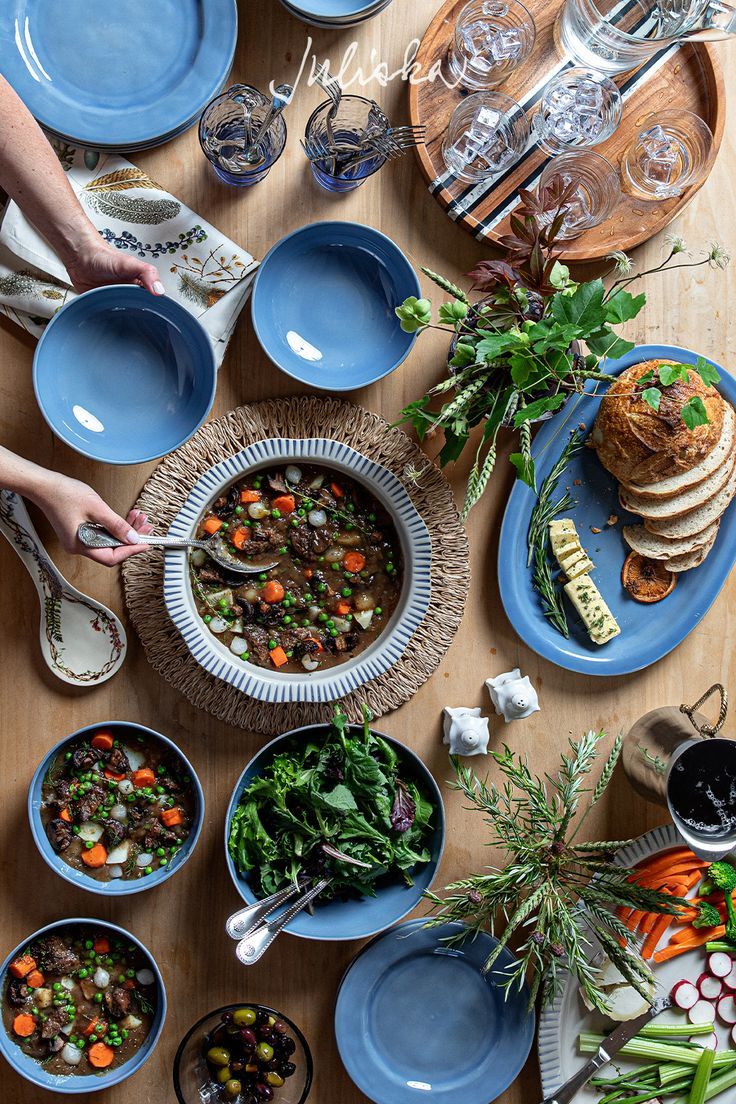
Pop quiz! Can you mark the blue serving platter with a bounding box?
[498,344,736,677]
[251,222,420,391]
[335,920,535,1104]
[33,285,217,465]
[0,0,237,150]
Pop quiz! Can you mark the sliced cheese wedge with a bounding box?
[550,519,593,579]
[564,575,621,645]
[560,551,596,579]
[549,519,578,554]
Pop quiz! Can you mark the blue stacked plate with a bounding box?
[0,0,238,150]
[278,0,393,27]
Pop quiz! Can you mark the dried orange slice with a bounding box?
[621,552,676,604]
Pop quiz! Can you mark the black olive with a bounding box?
[281,1062,296,1078]
[281,1038,296,1056]
[255,1010,270,1027]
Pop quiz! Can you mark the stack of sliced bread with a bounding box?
[590,361,736,573]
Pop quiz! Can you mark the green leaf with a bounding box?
[549,261,570,289]
[695,356,721,387]
[439,427,469,466]
[585,328,635,360]
[474,328,527,362]
[550,279,607,334]
[439,300,469,326]
[512,393,566,426]
[449,342,477,369]
[321,784,358,814]
[395,296,432,333]
[658,362,689,387]
[604,289,646,325]
[637,369,655,384]
[510,451,536,488]
[681,395,710,429]
[641,387,662,412]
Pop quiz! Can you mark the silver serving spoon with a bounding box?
[0,491,127,685]
[244,82,293,163]
[236,878,332,965]
[77,523,278,576]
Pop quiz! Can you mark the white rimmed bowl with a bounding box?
[163,438,432,703]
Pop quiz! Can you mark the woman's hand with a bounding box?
[31,472,154,566]
[64,236,165,297]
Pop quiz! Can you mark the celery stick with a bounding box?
[579,1034,736,1069]
[705,942,736,953]
[688,1048,716,1104]
[641,1023,715,1039]
[673,1060,736,1104]
[662,1063,701,1087]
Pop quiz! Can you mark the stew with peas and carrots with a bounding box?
[40,728,196,883]
[2,925,156,1077]
[190,464,403,674]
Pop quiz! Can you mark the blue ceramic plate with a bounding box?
[0,918,166,1093]
[280,0,391,23]
[28,721,205,896]
[335,920,535,1104]
[251,222,420,391]
[0,0,237,149]
[33,285,216,465]
[498,344,736,677]
[225,724,445,941]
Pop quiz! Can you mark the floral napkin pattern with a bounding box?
[0,140,259,367]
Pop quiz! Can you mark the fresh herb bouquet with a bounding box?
[425,731,685,1012]
[396,179,730,517]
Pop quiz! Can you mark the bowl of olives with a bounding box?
[172,1004,312,1104]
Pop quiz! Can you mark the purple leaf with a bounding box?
[391,780,416,833]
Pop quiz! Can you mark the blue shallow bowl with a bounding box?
[0,918,166,1093]
[225,723,445,941]
[33,286,217,465]
[335,920,535,1104]
[498,344,736,677]
[28,720,204,896]
[251,222,420,391]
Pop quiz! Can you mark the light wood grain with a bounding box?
[0,3,734,1103]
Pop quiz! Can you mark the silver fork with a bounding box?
[235,878,332,965]
[314,63,342,168]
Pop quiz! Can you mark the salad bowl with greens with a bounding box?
[225,708,445,941]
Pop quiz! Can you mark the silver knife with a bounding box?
[541,996,671,1104]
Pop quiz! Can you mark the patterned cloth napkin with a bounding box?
[0,141,259,367]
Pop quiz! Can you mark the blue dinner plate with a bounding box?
[280,0,391,24]
[33,285,217,465]
[0,0,237,149]
[498,343,736,677]
[251,222,420,391]
[335,920,535,1104]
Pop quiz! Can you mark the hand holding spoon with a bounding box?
[78,523,278,576]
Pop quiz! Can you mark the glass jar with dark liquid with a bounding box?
[667,738,736,859]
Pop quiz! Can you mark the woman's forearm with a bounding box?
[0,75,99,266]
[0,445,55,505]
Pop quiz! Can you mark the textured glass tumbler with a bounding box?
[199,84,287,187]
[539,151,621,239]
[442,91,530,183]
[622,109,714,199]
[447,0,536,91]
[303,96,389,193]
[533,67,622,156]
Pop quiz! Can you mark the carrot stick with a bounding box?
[642,910,678,959]
[671,923,726,946]
[626,910,645,931]
[653,928,726,963]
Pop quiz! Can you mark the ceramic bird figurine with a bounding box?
[486,669,540,723]
[442,707,490,756]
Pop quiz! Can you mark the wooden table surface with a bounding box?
[0,3,734,1102]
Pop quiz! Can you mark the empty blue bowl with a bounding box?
[28,720,205,896]
[0,917,166,1093]
[251,222,420,391]
[33,285,217,464]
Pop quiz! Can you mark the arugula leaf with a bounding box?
[585,328,635,360]
[637,369,655,384]
[604,289,646,324]
[681,395,710,429]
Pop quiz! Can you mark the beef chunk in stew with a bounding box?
[105,746,130,774]
[40,1007,70,1039]
[72,746,99,772]
[46,817,73,853]
[105,986,136,1019]
[74,783,106,823]
[103,820,126,849]
[32,935,80,975]
[6,978,30,1007]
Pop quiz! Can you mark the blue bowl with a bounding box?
[225,723,445,941]
[28,720,205,896]
[251,222,420,391]
[0,917,166,1093]
[33,285,217,464]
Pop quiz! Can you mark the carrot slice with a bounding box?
[232,526,249,550]
[104,769,125,781]
[343,552,366,574]
[262,580,285,604]
[12,1014,36,1037]
[161,807,183,828]
[91,731,114,751]
[336,600,351,615]
[626,910,645,931]
[272,495,295,514]
[59,807,73,823]
[203,517,222,535]
[642,912,677,959]
[26,970,44,989]
[240,489,260,504]
[88,1043,115,1068]
[93,937,110,954]
[330,482,344,498]
[81,843,108,868]
[83,1017,107,1038]
[270,645,288,668]
[653,928,726,962]
[131,769,155,788]
[9,955,36,979]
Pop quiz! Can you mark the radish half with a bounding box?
[723,963,736,991]
[691,1033,719,1051]
[698,973,723,1001]
[732,1025,736,1047]
[672,980,700,1011]
[717,994,736,1025]
[688,1000,717,1026]
[708,952,732,978]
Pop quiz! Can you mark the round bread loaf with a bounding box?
[590,361,724,485]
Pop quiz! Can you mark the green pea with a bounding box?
[331,563,340,571]
[240,652,249,661]
[318,613,328,622]
[94,993,103,1004]
[375,606,383,615]
[75,1038,85,1049]
[156,847,165,857]
[65,751,72,760]
[121,1029,129,1039]
[126,969,135,978]
[118,974,126,984]
[53,982,63,992]
[72,826,80,835]
[278,546,288,554]
[204,615,212,624]
[258,573,268,582]
[144,866,153,875]
[290,518,299,527]
[341,587,353,597]
[282,615,292,625]
[329,628,339,637]
[160,858,168,867]
[271,508,281,519]
[235,506,243,515]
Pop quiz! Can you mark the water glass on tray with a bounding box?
[622,109,714,199]
[533,68,622,155]
[538,151,621,239]
[448,0,537,91]
[199,84,287,187]
[442,92,530,183]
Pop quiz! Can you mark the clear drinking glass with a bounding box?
[538,151,621,239]
[622,109,714,199]
[441,91,530,183]
[557,0,736,76]
[199,84,287,187]
[447,0,537,91]
[303,96,389,193]
[533,67,622,156]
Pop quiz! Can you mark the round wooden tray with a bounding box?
[409,0,725,261]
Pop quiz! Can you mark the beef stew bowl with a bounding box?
[0,918,166,1093]
[163,438,432,703]
[224,719,445,941]
[28,721,204,896]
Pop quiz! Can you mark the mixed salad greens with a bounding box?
[227,706,435,901]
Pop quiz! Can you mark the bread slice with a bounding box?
[622,403,736,501]
[620,448,735,520]
[645,456,736,539]
[623,519,719,560]
[664,526,719,573]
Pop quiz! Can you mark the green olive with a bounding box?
[232,1007,256,1026]
[216,1067,232,1084]
[224,1080,242,1099]
[266,1072,285,1087]
[255,1041,274,1062]
[206,1046,231,1067]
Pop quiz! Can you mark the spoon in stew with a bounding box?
[77,523,279,576]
